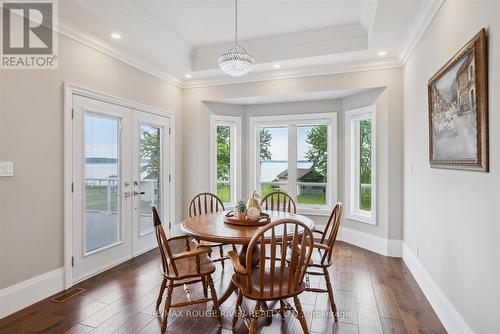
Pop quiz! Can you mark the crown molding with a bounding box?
[183,58,402,89]
[57,19,183,88]
[399,0,445,65]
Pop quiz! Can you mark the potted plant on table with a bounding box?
[235,201,247,220]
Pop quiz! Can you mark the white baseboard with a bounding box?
[72,255,132,285]
[0,268,64,319]
[402,243,474,334]
[338,226,402,257]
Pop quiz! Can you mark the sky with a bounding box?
[85,114,118,158]
[263,126,315,161]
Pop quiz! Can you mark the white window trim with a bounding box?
[210,114,242,207]
[344,105,377,225]
[248,113,337,216]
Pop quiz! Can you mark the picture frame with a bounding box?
[428,28,489,171]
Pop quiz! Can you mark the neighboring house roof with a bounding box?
[277,168,324,182]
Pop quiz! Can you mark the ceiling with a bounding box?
[59,0,444,87]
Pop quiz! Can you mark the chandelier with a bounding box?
[218,0,254,77]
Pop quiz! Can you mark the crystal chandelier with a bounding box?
[218,0,254,77]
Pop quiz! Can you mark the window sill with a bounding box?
[345,213,376,225]
[297,207,332,217]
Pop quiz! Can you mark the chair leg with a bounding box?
[201,276,208,298]
[323,268,338,321]
[293,296,309,334]
[232,290,243,330]
[156,278,167,312]
[232,243,237,252]
[249,302,260,334]
[219,245,225,269]
[161,280,173,334]
[206,274,223,327]
[279,299,286,320]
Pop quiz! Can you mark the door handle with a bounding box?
[134,191,145,196]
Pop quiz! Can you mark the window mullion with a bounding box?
[288,125,297,202]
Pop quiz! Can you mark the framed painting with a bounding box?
[428,28,489,171]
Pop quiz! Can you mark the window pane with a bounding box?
[85,114,120,253]
[259,127,288,197]
[359,119,372,211]
[139,124,161,235]
[216,126,231,203]
[297,125,327,205]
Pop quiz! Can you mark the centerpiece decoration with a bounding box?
[224,192,270,226]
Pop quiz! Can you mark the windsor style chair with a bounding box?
[228,219,314,333]
[152,207,222,333]
[188,192,236,269]
[304,202,343,320]
[260,191,297,213]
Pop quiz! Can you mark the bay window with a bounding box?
[249,113,337,214]
[345,105,376,224]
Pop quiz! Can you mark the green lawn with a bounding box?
[260,184,326,206]
[86,186,118,211]
[217,183,230,203]
[219,184,372,211]
[360,186,372,211]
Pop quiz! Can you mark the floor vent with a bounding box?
[51,288,86,303]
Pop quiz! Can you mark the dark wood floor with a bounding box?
[0,242,446,334]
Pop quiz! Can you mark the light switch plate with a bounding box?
[0,162,14,177]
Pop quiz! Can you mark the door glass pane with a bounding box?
[259,127,288,197]
[359,119,372,211]
[85,114,120,253]
[297,125,327,206]
[216,125,231,203]
[139,125,161,235]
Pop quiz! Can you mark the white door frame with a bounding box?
[64,82,176,289]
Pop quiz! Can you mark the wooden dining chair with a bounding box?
[228,219,314,334]
[189,192,235,269]
[260,191,297,213]
[305,202,343,320]
[152,207,222,333]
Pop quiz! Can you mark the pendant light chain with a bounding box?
[235,0,238,47]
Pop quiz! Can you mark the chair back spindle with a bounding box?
[244,219,313,299]
[153,207,178,276]
[189,192,225,217]
[319,203,343,265]
[260,191,296,213]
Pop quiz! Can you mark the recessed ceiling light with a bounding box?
[185,74,192,79]
[110,32,122,40]
[377,51,387,57]
[273,64,281,69]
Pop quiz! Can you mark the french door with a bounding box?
[72,95,170,283]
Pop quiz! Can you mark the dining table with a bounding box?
[180,209,315,306]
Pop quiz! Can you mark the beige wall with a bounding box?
[0,35,183,289]
[182,68,404,240]
[403,1,500,332]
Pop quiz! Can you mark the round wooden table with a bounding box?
[181,210,315,305]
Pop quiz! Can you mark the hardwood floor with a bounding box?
[0,242,446,334]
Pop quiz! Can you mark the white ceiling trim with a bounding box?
[399,0,445,65]
[57,19,183,88]
[183,58,402,89]
[360,0,378,42]
[193,24,368,71]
